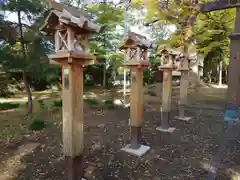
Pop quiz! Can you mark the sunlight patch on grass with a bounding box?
[200,161,217,173]
[0,109,29,142]
[0,101,56,143]
[231,175,240,180]
[84,91,97,98]
[227,167,240,180]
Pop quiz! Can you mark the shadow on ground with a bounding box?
[1,100,240,180]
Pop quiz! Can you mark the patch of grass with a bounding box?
[37,100,45,108]
[103,100,115,109]
[29,119,46,131]
[85,98,99,106]
[53,100,62,107]
[0,102,20,110]
[0,112,28,142]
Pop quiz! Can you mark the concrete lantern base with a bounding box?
[121,144,151,157]
[174,116,192,122]
[156,126,176,133]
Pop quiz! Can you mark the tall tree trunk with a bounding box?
[17,10,33,114]
[218,60,223,86]
[103,64,106,88]
[226,67,228,83]
[208,70,212,83]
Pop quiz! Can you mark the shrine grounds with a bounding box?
[0,85,240,180]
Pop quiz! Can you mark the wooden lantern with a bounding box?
[155,48,177,133]
[120,31,151,67]
[174,52,192,121]
[120,31,151,156]
[178,53,189,71]
[157,48,178,70]
[40,2,102,179]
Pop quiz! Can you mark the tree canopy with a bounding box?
[0,0,235,108]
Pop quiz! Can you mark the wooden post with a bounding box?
[122,63,151,156]
[62,62,85,179]
[155,50,176,133]
[161,69,172,128]
[120,32,151,157]
[178,70,188,118]
[224,8,240,120]
[174,57,192,121]
[156,67,176,133]
[129,67,143,149]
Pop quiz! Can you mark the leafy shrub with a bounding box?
[53,100,62,107]
[85,98,99,105]
[29,119,46,131]
[0,102,20,110]
[38,100,45,108]
[103,100,115,109]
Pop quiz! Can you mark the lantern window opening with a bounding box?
[73,39,84,51]
[124,46,148,61]
[129,49,137,61]
[58,30,68,51]
[140,49,147,61]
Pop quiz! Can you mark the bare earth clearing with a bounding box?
[0,86,240,180]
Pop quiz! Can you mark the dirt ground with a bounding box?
[0,86,240,180]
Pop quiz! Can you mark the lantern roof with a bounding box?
[157,48,180,56]
[119,31,152,50]
[157,48,191,60]
[40,1,102,35]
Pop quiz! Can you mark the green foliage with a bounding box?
[0,73,16,97]
[0,0,59,96]
[29,119,46,131]
[194,10,234,69]
[143,69,151,85]
[103,100,115,109]
[53,100,62,107]
[37,99,45,108]
[86,2,125,87]
[0,0,232,92]
[0,102,20,110]
[133,0,234,82]
[0,0,127,92]
[85,98,99,106]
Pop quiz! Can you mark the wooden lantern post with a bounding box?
[174,54,192,121]
[199,0,240,120]
[40,2,102,179]
[156,49,177,133]
[120,32,151,157]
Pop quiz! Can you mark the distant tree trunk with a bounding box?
[189,58,201,88]
[103,64,106,88]
[218,60,223,86]
[17,10,33,114]
[208,70,212,83]
[226,67,228,83]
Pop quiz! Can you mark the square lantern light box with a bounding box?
[120,31,151,67]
